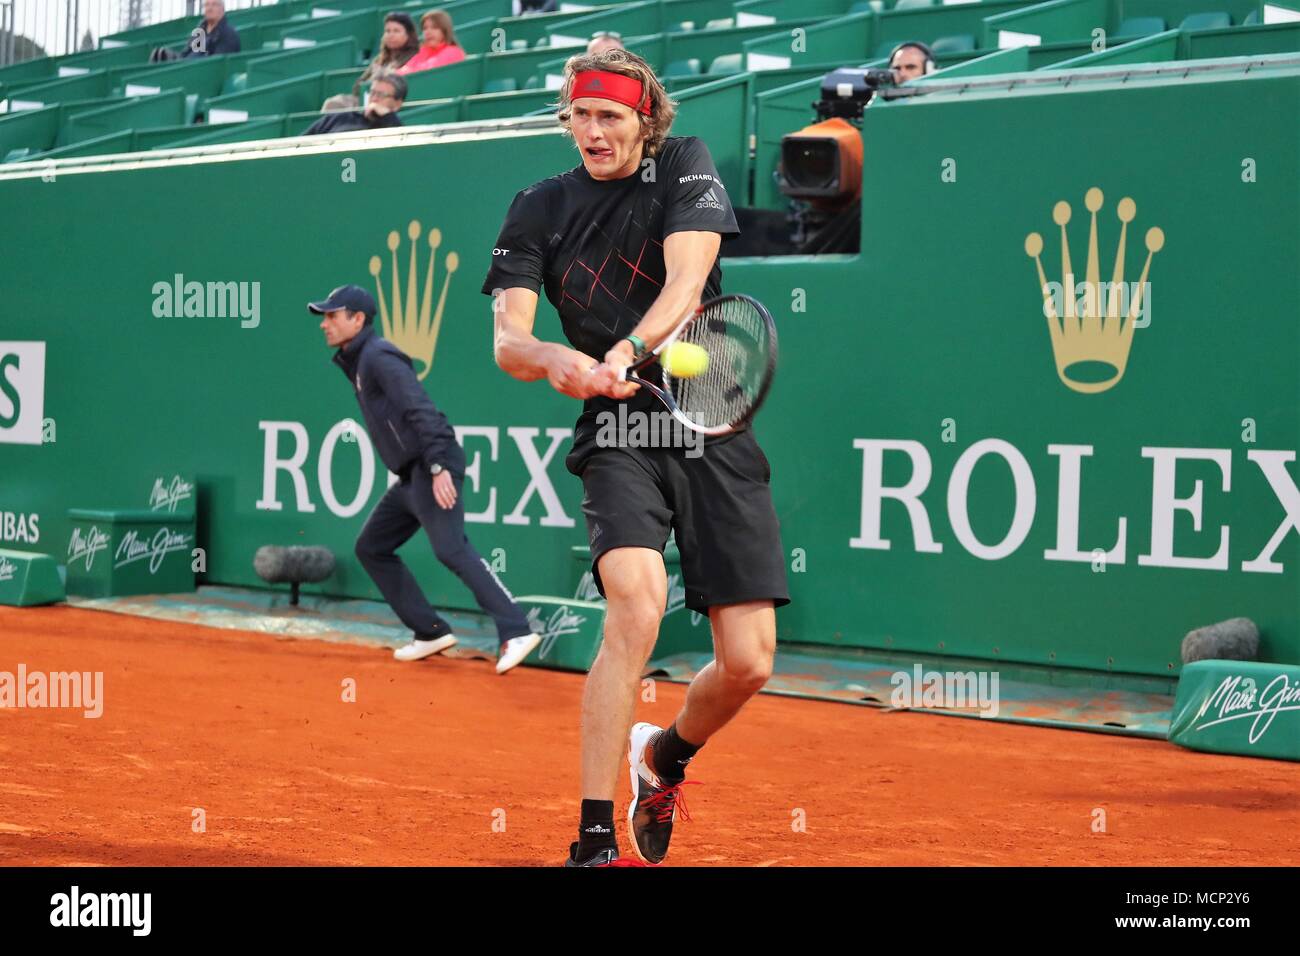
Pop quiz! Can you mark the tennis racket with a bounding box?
[620,293,778,436]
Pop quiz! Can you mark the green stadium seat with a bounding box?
[482,77,518,93]
[184,93,200,124]
[535,37,549,48]
[1116,16,1166,39]
[524,75,541,89]
[1243,9,1260,24]
[223,72,248,94]
[706,18,735,30]
[708,53,743,75]
[664,58,703,77]
[668,21,695,32]
[848,1,876,12]
[1180,12,1231,31]
[511,39,529,50]
[931,34,976,54]
[893,0,933,9]
[4,148,33,164]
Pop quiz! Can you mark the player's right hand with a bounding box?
[546,347,602,399]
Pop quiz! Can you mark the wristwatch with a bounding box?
[429,463,444,476]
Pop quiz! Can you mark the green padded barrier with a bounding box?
[134,122,235,150]
[60,89,187,145]
[268,10,379,56]
[11,70,115,107]
[153,115,286,149]
[33,129,137,160]
[246,38,360,88]
[546,0,736,49]
[492,5,624,49]
[1181,11,1235,30]
[402,56,485,101]
[0,549,65,607]
[0,57,58,89]
[664,58,703,76]
[1045,29,1181,69]
[461,87,555,121]
[1185,21,1300,56]
[205,72,329,121]
[1116,15,1168,38]
[0,106,63,158]
[734,0,862,20]
[385,99,465,125]
[516,596,608,672]
[65,509,196,599]
[115,53,244,102]
[925,44,1031,77]
[1169,660,1300,761]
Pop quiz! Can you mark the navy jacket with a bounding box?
[303,109,402,137]
[333,325,465,479]
[181,15,241,58]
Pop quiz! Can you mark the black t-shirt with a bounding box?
[481,136,739,452]
[302,109,402,136]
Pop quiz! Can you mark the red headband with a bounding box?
[571,70,652,116]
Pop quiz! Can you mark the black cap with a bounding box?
[307,284,376,319]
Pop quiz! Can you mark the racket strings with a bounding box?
[668,297,771,430]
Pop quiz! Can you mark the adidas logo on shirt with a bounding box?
[695,187,724,211]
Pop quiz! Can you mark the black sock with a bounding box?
[651,723,701,782]
[576,799,616,858]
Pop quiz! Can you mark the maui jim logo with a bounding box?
[149,475,194,512]
[114,528,192,574]
[527,604,587,659]
[68,527,110,570]
[0,555,15,582]
[1192,673,1300,744]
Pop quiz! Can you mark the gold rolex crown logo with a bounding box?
[1024,187,1164,394]
[369,221,459,381]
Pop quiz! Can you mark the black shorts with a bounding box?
[566,429,790,615]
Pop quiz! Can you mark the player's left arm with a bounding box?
[594,229,720,398]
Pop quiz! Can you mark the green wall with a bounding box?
[1,60,1297,678]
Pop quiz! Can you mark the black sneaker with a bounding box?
[564,842,643,867]
[627,722,700,865]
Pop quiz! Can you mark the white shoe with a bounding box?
[495,632,542,674]
[393,634,457,662]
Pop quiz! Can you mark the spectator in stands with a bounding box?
[353,12,421,97]
[150,0,240,62]
[304,73,406,136]
[516,0,560,14]
[399,11,468,75]
[888,41,935,83]
[586,31,624,56]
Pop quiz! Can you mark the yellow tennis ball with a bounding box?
[662,341,709,378]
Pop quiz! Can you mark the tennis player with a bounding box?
[484,50,789,866]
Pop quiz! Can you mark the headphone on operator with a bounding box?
[888,40,936,75]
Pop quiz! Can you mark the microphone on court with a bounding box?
[1180,617,1260,665]
[254,546,336,606]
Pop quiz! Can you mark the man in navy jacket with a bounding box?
[310,284,540,672]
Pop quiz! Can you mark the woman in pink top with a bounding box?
[399,10,467,74]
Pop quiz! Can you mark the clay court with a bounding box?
[2,605,1297,867]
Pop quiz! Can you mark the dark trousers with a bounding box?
[355,472,529,642]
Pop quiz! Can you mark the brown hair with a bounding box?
[420,10,458,47]
[556,49,676,157]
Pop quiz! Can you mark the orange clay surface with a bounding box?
[2,604,1298,866]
